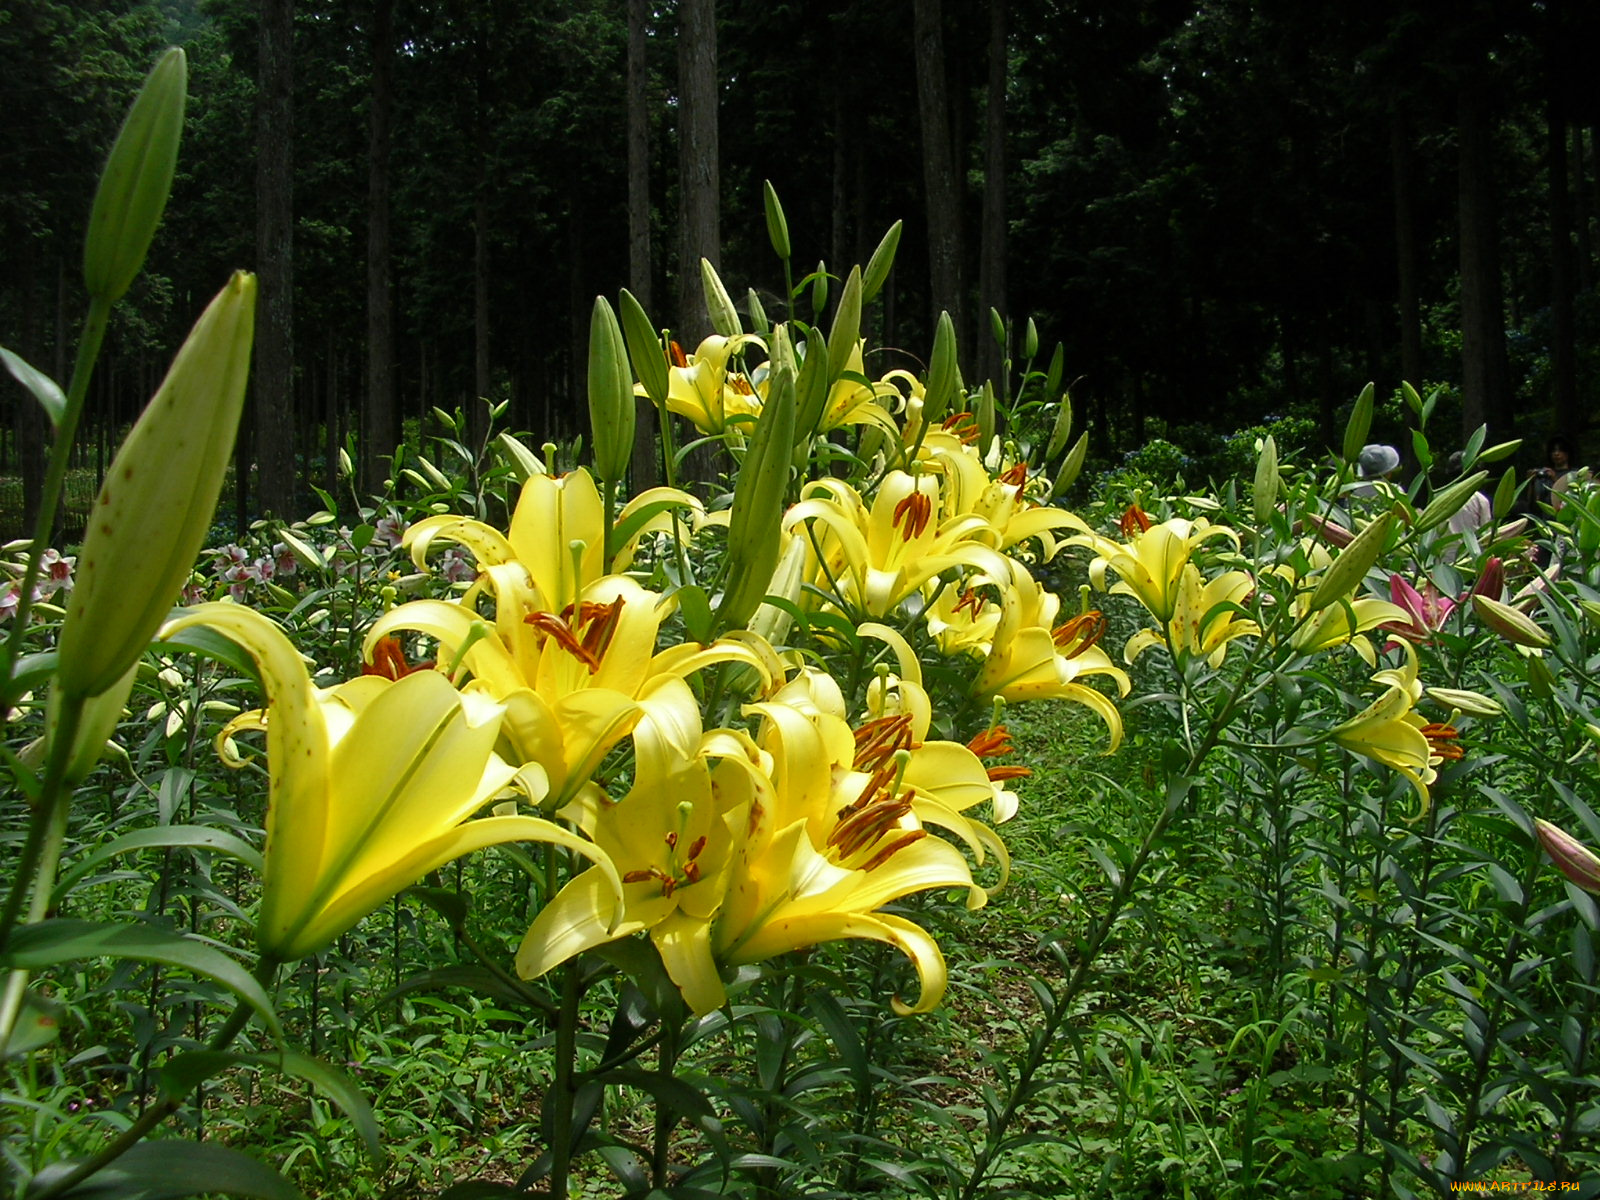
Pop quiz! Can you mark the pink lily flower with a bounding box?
[1380,574,1455,643]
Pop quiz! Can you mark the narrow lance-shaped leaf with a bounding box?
[618,288,668,408]
[1045,390,1074,461]
[0,347,66,428]
[1491,466,1518,521]
[1049,431,1090,499]
[719,336,797,630]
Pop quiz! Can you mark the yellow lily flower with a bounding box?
[1071,517,1241,624]
[159,604,619,961]
[405,468,703,610]
[1329,642,1453,813]
[972,564,1128,751]
[662,333,767,435]
[515,709,754,1016]
[817,340,900,437]
[368,574,778,809]
[916,429,1088,559]
[784,471,1014,617]
[1124,564,1259,667]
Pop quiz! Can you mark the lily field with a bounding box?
[4,49,1600,1200]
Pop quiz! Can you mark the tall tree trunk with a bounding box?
[913,0,964,342]
[1458,78,1511,442]
[977,0,1007,388]
[470,12,494,452]
[1549,101,1578,444]
[1391,110,1424,390]
[676,0,719,344]
[628,0,658,490]
[363,0,395,493]
[255,0,297,518]
[1574,126,1593,293]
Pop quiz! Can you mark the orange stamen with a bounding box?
[1421,723,1464,761]
[942,412,982,444]
[1001,462,1028,487]
[1052,610,1108,659]
[363,635,434,680]
[967,725,1015,758]
[1120,505,1152,536]
[854,714,915,769]
[952,588,988,619]
[668,340,688,368]
[892,491,933,541]
[987,765,1033,782]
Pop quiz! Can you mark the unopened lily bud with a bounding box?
[337,447,353,479]
[1534,819,1600,893]
[989,307,1006,350]
[1046,392,1074,462]
[701,258,742,337]
[1424,687,1502,718]
[57,271,256,698]
[1253,435,1279,526]
[1415,470,1490,533]
[1341,382,1374,465]
[1302,512,1355,549]
[84,48,186,304]
[924,311,957,425]
[861,219,902,303]
[26,666,139,784]
[719,360,794,630]
[1049,430,1089,500]
[586,296,634,484]
[1306,511,1393,614]
[618,289,668,409]
[1024,317,1039,360]
[762,179,791,261]
[1471,593,1551,649]
[1470,557,1505,602]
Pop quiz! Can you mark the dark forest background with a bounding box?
[4,0,1599,530]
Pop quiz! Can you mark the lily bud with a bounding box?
[1415,470,1490,533]
[586,296,634,484]
[1252,435,1279,527]
[861,219,902,303]
[1049,431,1089,502]
[700,258,742,337]
[826,266,862,388]
[1045,391,1073,462]
[718,349,796,631]
[1306,511,1393,614]
[618,289,668,409]
[1471,593,1551,649]
[84,48,186,304]
[1424,687,1502,718]
[1303,512,1355,549]
[57,271,256,698]
[1024,317,1039,360]
[1469,557,1505,602]
[1341,382,1374,466]
[924,311,958,425]
[25,666,139,784]
[1535,819,1600,894]
[762,179,791,261]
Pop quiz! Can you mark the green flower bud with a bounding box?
[57,271,256,698]
[1305,511,1393,615]
[1341,382,1374,465]
[1471,593,1552,649]
[1535,819,1600,893]
[1046,391,1074,462]
[618,289,668,408]
[924,311,958,425]
[586,295,634,484]
[701,258,742,337]
[1023,317,1039,360]
[827,266,862,388]
[861,220,902,303]
[1415,470,1489,533]
[989,307,1006,350]
[762,179,791,261]
[1049,431,1090,500]
[718,336,796,631]
[84,48,187,304]
[1253,434,1279,527]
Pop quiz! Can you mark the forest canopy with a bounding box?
[3,0,1597,529]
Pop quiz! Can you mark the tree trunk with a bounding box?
[1548,86,1578,444]
[913,0,964,342]
[627,0,658,489]
[470,11,494,452]
[676,0,719,345]
[1391,110,1424,391]
[977,0,1007,388]
[1458,78,1511,442]
[363,0,395,493]
[255,0,297,519]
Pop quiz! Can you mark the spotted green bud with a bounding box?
[1471,593,1551,649]
[57,271,256,698]
[1415,470,1489,533]
[1424,687,1502,718]
[718,332,796,631]
[1535,819,1600,894]
[1046,392,1074,462]
[1305,511,1393,615]
[700,258,741,337]
[924,311,958,425]
[586,295,633,484]
[84,48,187,305]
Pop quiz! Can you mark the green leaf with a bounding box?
[807,992,869,1095]
[159,1050,384,1163]
[53,825,263,905]
[0,989,63,1059]
[1,346,66,428]
[27,1141,305,1199]
[1342,382,1374,463]
[160,622,263,688]
[826,266,862,387]
[591,1068,715,1122]
[672,584,715,644]
[2,920,279,1039]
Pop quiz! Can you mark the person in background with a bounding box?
[1446,450,1491,535]
[1350,443,1401,497]
[1527,436,1579,511]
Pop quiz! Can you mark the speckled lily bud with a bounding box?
[1535,819,1600,894]
[57,272,256,698]
[1471,593,1551,649]
[84,48,186,305]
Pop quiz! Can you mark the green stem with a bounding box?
[549,961,583,1200]
[651,1017,682,1189]
[29,956,280,1200]
[3,296,113,684]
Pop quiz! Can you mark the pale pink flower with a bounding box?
[1380,575,1455,643]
